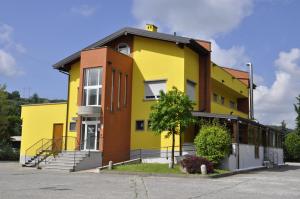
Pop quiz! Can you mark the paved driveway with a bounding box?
[0,162,300,199]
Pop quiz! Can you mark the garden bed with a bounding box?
[103,163,229,177]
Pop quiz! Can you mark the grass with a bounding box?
[113,163,183,174]
[111,163,229,176]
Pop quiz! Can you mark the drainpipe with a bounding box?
[59,69,70,151]
[246,63,254,120]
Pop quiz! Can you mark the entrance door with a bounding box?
[81,120,100,151]
[53,123,63,152]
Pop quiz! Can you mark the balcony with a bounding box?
[77,106,101,116]
[211,101,248,119]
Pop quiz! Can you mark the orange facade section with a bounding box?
[78,47,133,165]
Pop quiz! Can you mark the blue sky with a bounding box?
[0,0,299,127]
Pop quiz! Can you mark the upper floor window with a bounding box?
[117,43,130,55]
[144,80,166,100]
[221,96,225,105]
[213,93,218,102]
[186,80,196,101]
[83,67,102,106]
[229,100,236,109]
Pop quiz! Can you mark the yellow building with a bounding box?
[20,25,282,171]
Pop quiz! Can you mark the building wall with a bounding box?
[211,65,249,118]
[130,36,185,150]
[101,48,133,164]
[19,103,67,163]
[66,61,80,149]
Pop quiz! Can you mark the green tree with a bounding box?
[0,85,9,144]
[194,120,231,165]
[294,95,300,135]
[284,132,300,161]
[149,87,195,168]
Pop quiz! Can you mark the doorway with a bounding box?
[53,123,63,152]
[81,117,100,151]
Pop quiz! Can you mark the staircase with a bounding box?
[43,151,89,172]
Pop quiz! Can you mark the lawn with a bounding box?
[111,163,229,176]
[113,163,183,174]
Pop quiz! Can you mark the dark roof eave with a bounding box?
[53,27,210,70]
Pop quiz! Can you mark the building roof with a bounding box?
[53,27,210,71]
[221,66,249,86]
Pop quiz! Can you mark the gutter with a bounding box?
[59,70,70,150]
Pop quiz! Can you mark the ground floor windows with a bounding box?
[80,117,100,151]
[136,120,145,131]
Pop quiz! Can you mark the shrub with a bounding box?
[284,132,300,161]
[194,120,231,165]
[180,155,214,174]
[0,144,19,161]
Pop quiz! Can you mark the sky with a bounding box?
[0,0,299,128]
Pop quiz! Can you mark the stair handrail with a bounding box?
[24,138,46,165]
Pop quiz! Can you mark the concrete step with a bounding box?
[43,166,74,172]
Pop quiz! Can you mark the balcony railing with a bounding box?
[77,106,101,116]
[211,101,248,119]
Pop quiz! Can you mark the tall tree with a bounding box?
[0,85,9,144]
[294,95,300,135]
[149,87,195,168]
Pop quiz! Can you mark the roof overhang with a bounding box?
[53,27,210,71]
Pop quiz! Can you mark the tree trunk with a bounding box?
[179,132,182,156]
[171,131,175,169]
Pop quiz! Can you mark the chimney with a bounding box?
[145,24,158,32]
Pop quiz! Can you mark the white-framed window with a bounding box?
[144,80,166,100]
[186,80,196,101]
[110,69,115,111]
[117,72,122,109]
[117,43,130,55]
[83,67,102,106]
[124,74,128,106]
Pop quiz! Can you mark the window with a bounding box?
[83,68,102,106]
[117,72,122,109]
[186,80,196,101]
[144,80,166,100]
[69,122,76,131]
[229,101,236,109]
[147,120,152,130]
[124,74,128,106]
[110,69,115,111]
[221,96,225,105]
[136,120,145,131]
[213,93,218,102]
[117,43,130,55]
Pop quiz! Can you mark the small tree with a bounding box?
[294,95,300,135]
[149,87,195,168]
[284,132,300,161]
[194,120,231,165]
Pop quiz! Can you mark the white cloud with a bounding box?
[0,23,26,53]
[132,0,252,68]
[0,49,22,76]
[0,23,24,77]
[211,40,249,67]
[254,48,300,128]
[132,0,253,39]
[71,5,96,17]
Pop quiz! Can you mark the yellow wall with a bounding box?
[130,36,185,150]
[20,103,67,158]
[211,65,249,119]
[211,65,248,98]
[66,61,80,140]
[184,47,199,110]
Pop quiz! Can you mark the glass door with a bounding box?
[81,118,100,151]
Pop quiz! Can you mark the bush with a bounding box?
[194,120,231,165]
[0,144,19,161]
[180,155,214,174]
[284,132,300,161]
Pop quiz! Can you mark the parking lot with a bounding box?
[0,162,300,199]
